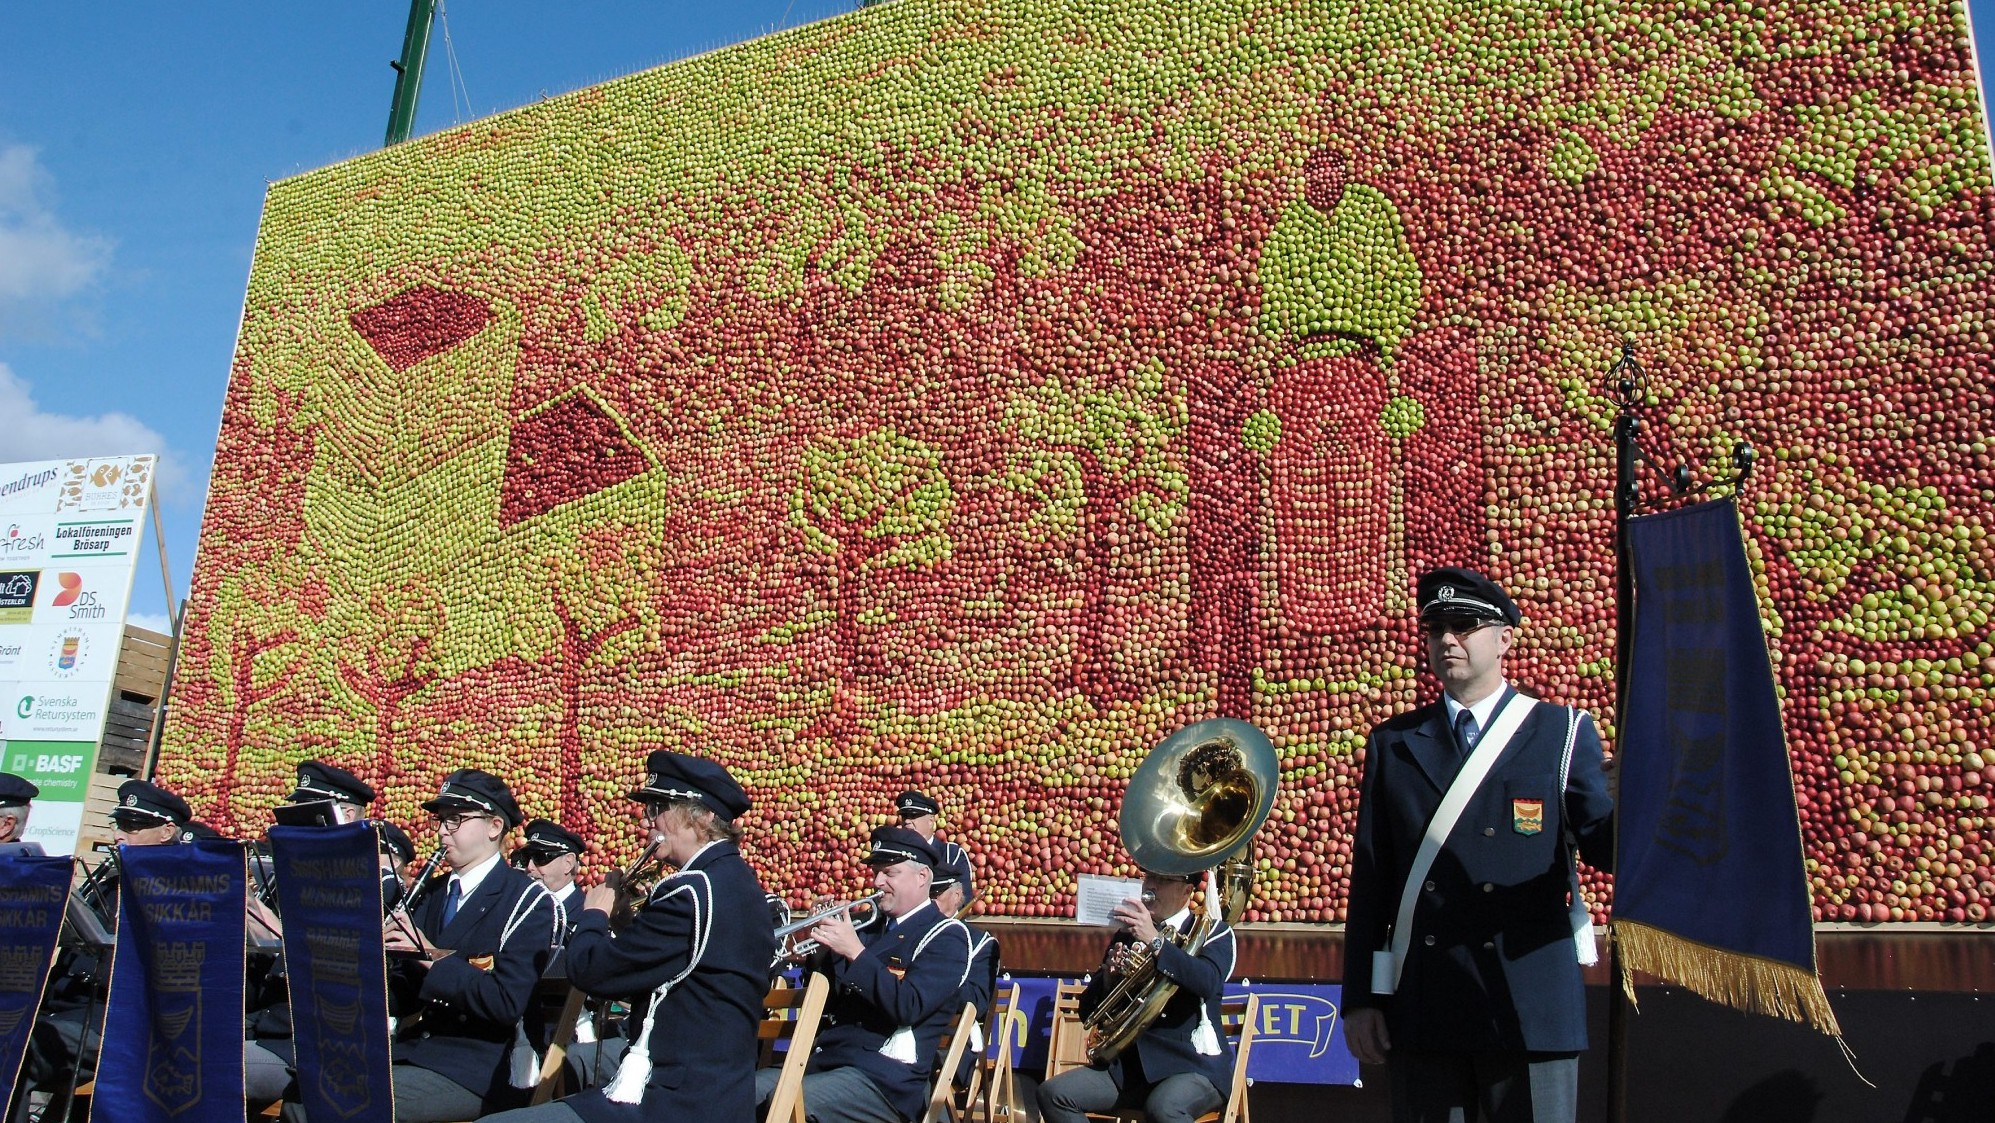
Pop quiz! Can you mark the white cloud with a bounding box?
[0,145,112,303]
[0,360,186,498]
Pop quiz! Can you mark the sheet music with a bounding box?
[1074,874,1143,927]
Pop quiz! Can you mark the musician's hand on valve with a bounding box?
[1110,898,1159,944]
[809,912,863,960]
[583,884,620,916]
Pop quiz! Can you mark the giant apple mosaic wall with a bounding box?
[159,0,1995,923]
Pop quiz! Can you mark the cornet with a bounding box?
[604,834,667,930]
[771,892,883,965]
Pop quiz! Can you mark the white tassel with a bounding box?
[509,1021,539,1088]
[1192,1006,1222,1056]
[878,1026,918,1063]
[605,984,671,1104]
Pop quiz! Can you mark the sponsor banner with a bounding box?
[5,682,111,744]
[272,822,395,1123]
[0,465,64,517]
[0,856,73,1098]
[49,516,143,562]
[0,519,52,568]
[1001,975,1358,1086]
[2,740,98,802]
[0,571,36,625]
[15,803,82,856]
[30,566,131,626]
[0,456,156,517]
[97,839,248,1123]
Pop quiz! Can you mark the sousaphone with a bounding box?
[1084,717,1278,1064]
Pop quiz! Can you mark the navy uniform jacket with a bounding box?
[949,925,1001,1084]
[1077,917,1235,1092]
[390,861,560,1105]
[810,899,972,1121]
[1342,688,1614,1053]
[561,840,775,1123]
[550,884,582,937]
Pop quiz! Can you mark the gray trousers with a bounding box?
[245,1039,295,1104]
[754,1064,899,1123]
[1388,1050,1580,1123]
[1037,1066,1223,1123]
[479,1100,587,1123]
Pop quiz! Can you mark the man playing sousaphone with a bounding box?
[479,750,775,1123]
[1037,868,1237,1123]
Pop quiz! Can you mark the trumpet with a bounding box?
[772,892,884,965]
[604,834,667,930]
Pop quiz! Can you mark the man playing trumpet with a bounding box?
[1037,868,1237,1123]
[756,825,972,1123]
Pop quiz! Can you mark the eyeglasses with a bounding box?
[1423,617,1502,639]
[430,812,491,833]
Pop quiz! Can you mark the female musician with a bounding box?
[480,750,775,1123]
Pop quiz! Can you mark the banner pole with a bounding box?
[1606,340,1641,1123]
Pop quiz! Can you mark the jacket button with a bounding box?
[1482,827,1495,837]
[1423,880,1436,892]
[1423,935,1436,947]
[1482,883,1495,893]
[1483,941,1496,951]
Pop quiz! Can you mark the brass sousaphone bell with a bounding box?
[1085,717,1278,1064]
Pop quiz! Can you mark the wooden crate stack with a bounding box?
[75,624,174,859]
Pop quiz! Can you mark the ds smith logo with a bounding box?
[50,573,106,619]
[0,524,46,556]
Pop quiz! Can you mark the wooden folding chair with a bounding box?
[1082,993,1261,1123]
[759,973,830,1123]
[1042,979,1091,1083]
[528,984,591,1105]
[918,1002,982,1123]
[970,981,1025,1123]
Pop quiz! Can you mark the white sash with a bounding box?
[1372,695,1538,995]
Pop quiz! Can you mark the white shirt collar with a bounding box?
[448,849,503,903]
[890,898,935,927]
[681,837,725,870]
[1444,682,1510,737]
[1159,905,1194,935]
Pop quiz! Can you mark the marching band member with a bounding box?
[755,825,972,1123]
[934,849,997,1087]
[482,750,774,1123]
[378,819,418,912]
[894,789,966,869]
[377,769,561,1122]
[517,818,588,931]
[18,781,190,1117]
[0,771,42,853]
[1037,868,1236,1123]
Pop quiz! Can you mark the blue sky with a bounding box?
[2,2,1993,635]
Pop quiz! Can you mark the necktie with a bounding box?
[442,879,462,927]
[1455,708,1481,757]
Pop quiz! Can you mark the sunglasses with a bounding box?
[1423,616,1502,639]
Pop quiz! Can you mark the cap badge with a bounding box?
[123,794,136,807]
[1438,585,1457,601]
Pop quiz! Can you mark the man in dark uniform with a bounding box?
[1341,567,1614,1123]
[481,751,775,1123]
[517,819,588,930]
[933,850,996,1089]
[895,789,966,869]
[1037,868,1235,1123]
[379,769,561,1122]
[0,771,41,853]
[378,820,418,911]
[17,781,189,1118]
[756,825,972,1123]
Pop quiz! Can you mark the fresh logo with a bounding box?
[0,525,45,556]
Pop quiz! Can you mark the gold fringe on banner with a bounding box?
[1613,919,1842,1037]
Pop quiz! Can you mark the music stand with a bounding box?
[271,800,340,827]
